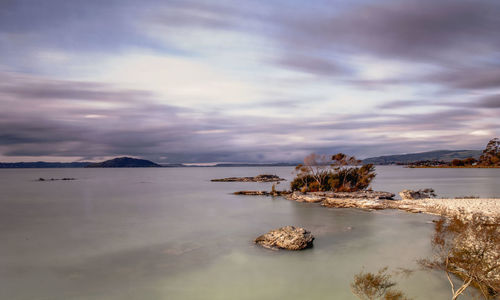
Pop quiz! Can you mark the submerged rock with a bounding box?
[399,189,436,200]
[254,226,314,250]
[37,177,76,181]
[211,174,285,182]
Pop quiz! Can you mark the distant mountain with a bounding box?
[0,162,90,168]
[213,162,298,167]
[0,150,484,168]
[363,150,482,165]
[85,157,161,168]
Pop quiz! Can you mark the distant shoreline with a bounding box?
[406,165,500,168]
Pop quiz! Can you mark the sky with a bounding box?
[0,0,499,163]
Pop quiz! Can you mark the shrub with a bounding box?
[419,215,500,299]
[291,153,376,192]
[451,159,465,167]
[351,267,411,300]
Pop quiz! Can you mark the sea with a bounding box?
[1,166,499,299]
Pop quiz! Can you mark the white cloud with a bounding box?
[93,52,260,107]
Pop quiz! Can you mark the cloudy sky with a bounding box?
[1,0,499,163]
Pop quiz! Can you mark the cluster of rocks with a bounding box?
[254,226,314,250]
[246,187,498,252]
[399,188,436,200]
[211,174,285,182]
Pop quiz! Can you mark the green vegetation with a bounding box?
[291,153,376,192]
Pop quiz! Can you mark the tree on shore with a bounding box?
[451,158,477,167]
[419,215,500,299]
[479,138,500,166]
[291,153,375,192]
[293,154,334,192]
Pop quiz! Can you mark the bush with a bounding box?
[420,215,500,299]
[290,153,376,192]
[351,267,411,300]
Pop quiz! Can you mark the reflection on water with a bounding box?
[1,166,498,299]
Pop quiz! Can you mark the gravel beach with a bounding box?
[397,198,500,218]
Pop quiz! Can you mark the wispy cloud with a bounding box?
[0,0,499,162]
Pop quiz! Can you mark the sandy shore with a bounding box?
[396,198,500,218]
[283,192,500,218]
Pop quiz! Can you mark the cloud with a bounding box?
[1,0,499,162]
[3,69,496,162]
[427,67,500,90]
[278,0,500,63]
[274,54,350,77]
[477,94,500,108]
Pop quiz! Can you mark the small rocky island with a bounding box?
[254,226,314,250]
[233,153,500,219]
[211,174,285,182]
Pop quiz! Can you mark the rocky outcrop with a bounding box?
[212,174,285,182]
[322,198,389,210]
[286,191,395,202]
[399,189,436,200]
[319,191,395,200]
[284,191,396,210]
[234,190,290,196]
[254,226,314,250]
[287,193,324,203]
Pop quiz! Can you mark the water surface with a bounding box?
[1,166,499,299]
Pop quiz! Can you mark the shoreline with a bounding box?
[405,165,500,168]
[273,192,500,219]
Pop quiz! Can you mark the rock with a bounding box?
[211,174,285,182]
[254,226,314,250]
[399,189,436,200]
[283,191,396,210]
[37,177,76,182]
[234,190,270,195]
[317,191,395,200]
[287,192,325,203]
[286,190,394,203]
[234,190,290,196]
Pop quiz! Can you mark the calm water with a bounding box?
[1,166,499,300]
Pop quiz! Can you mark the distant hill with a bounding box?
[0,162,90,168]
[85,157,161,168]
[213,162,297,167]
[363,150,482,165]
